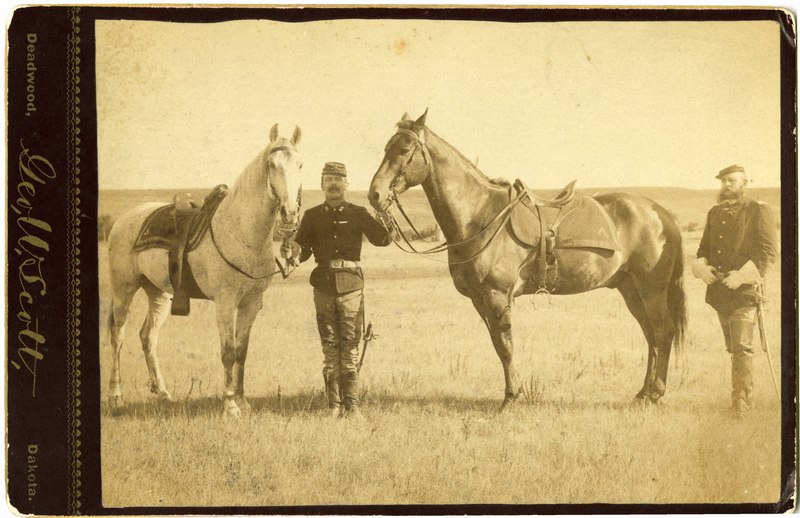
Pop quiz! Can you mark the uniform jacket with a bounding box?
[697,195,777,311]
[294,201,391,294]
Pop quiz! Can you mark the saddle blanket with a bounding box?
[132,184,228,253]
[132,204,210,253]
[131,185,229,315]
[509,194,621,252]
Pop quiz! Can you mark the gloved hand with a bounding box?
[375,209,393,229]
[722,261,761,290]
[721,269,745,290]
[280,240,301,267]
[691,257,717,285]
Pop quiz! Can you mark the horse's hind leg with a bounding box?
[140,280,173,400]
[109,285,137,408]
[616,275,658,403]
[639,286,674,403]
[472,289,521,410]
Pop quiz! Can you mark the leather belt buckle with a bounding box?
[328,259,358,269]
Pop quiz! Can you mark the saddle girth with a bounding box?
[532,201,574,293]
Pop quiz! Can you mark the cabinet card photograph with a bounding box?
[6,6,796,515]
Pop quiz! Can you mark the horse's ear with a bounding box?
[415,108,428,126]
[401,112,411,122]
[291,126,302,146]
[269,124,279,143]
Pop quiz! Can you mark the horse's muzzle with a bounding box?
[368,190,394,214]
[280,206,299,227]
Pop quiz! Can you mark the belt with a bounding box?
[324,259,359,269]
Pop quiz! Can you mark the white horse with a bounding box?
[106,124,303,417]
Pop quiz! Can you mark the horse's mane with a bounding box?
[397,121,511,188]
[229,137,296,200]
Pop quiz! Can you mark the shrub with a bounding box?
[99,214,114,242]
[682,221,700,233]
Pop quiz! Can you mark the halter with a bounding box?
[376,127,528,265]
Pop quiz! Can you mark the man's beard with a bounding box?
[717,187,745,203]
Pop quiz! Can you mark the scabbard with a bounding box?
[755,281,780,400]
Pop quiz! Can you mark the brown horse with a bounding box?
[368,111,687,408]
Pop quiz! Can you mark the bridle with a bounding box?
[209,143,301,280]
[385,128,433,204]
[376,127,528,265]
[266,144,303,238]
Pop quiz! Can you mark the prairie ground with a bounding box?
[98,225,785,507]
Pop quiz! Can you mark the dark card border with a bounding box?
[6,5,797,515]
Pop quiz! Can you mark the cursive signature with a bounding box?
[10,140,56,397]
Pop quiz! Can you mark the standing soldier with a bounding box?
[282,162,392,419]
[691,164,777,418]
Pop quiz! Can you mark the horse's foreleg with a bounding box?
[140,281,173,400]
[473,289,521,410]
[232,294,264,414]
[215,299,241,418]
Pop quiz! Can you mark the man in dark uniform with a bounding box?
[692,164,777,417]
[282,162,392,418]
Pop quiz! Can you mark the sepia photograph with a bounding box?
[6,5,795,515]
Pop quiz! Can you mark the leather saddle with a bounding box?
[132,184,229,315]
[518,178,577,207]
[509,179,621,292]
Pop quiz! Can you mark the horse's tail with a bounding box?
[105,299,115,346]
[667,228,688,358]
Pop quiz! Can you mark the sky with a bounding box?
[96,17,783,191]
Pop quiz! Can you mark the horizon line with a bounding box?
[99,184,782,192]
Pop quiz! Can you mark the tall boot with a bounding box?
[731,352,754,418]
[324,370,342,419]
[341,370,363,419]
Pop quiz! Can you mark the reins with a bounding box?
[377,128,529,265]
[209,223,297,280]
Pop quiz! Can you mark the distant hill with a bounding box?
[99,186,781,239]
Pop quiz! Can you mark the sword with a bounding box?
[357,322,376,374]
[755,281,780,400]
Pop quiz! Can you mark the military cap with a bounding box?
[322,162,347,177]
[716,164,746,179]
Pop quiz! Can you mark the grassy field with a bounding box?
[99,187,785,507]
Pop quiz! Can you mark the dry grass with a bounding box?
[98,191,784,508]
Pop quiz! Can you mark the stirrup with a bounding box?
[531,288,552,310]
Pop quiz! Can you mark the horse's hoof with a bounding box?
[235,397,251,415]
[108,394,124,408]
[156,391,173,402]
[224,407,242,419]
[499,395,519,412]
[632,395,659,408]
[224,398,242,419]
